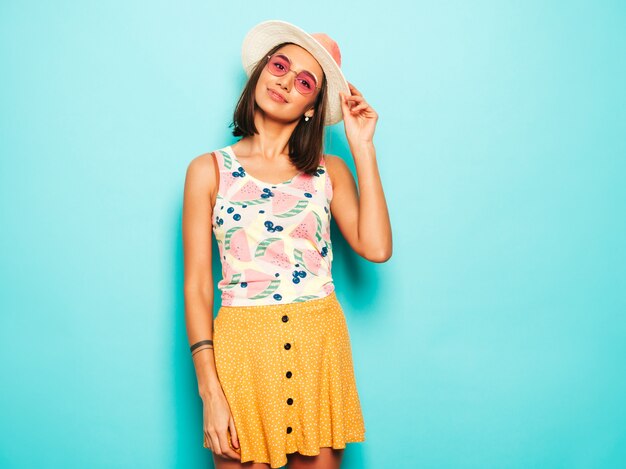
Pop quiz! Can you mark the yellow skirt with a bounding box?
[204,291,366,468]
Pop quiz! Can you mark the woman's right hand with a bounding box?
[203,387,241,461]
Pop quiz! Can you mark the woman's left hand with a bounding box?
[340,82,378,146]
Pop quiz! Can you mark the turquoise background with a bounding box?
[1,1,625,468]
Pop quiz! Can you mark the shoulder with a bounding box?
[185,151,219,189]
[187,151,218,174]
[323,154,353,191]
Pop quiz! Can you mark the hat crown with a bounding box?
[310,33,342,68]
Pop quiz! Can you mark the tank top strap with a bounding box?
[212,148,242,198]
[318,154,333,202]
[212,148,235,172]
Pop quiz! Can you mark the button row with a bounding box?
[282,314,294,435]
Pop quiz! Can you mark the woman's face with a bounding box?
[254,44,324,123]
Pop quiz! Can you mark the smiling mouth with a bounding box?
[268,89,287,103]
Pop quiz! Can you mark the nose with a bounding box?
[276,71,296,93]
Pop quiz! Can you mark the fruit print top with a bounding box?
[211,145,335,307]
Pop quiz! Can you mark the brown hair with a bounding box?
[229,42,328,176]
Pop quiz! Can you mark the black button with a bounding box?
[286,371,292,378]
[282,315,289,322]
[287,398,293,405]
[286,426,293,434]
[284,343,291,350]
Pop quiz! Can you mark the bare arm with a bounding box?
[182,152,222,398]
[182,152,241,459]
[326,143,392,262]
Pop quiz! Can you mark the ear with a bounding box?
[304,103,316,120]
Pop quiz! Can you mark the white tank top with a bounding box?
[211,145,335,306]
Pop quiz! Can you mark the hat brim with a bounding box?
[241,19,349,127]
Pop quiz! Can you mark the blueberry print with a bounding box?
[212,146,335,307]
[232,166,246,177]
[264,221,283,233]
[291,270,307,284]
[260,187,275,199]
[206,148,367,468]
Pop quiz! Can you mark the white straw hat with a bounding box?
[241,19,350,126]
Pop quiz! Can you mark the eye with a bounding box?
[272,55,290,69]
[298,78,312,89]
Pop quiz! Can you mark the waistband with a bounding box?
[217,291,339,313]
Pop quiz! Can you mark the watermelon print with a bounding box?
[211,145,335,306]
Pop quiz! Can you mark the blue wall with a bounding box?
[1,1,625,467]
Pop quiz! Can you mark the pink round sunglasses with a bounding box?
[265,53,322,96]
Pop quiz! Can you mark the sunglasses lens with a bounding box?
[268,54,289,76]
[295,72,317,94]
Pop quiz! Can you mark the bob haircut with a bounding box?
[229,42,329,176]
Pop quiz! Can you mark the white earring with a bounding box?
[304,115,310,122]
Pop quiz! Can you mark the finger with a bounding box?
[348,98,368,110]
[340,92,350,110]
[350,102,369,112]
[229,416,240,449]
[209,430,227,457]
[345,95,364,102]
[208,430,221,455]
[218,430,242,460]
[344,94,363,110]
[348,82,362,96]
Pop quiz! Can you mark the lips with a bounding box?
[268,88,287,103]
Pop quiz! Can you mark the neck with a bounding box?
[240,111,301,160]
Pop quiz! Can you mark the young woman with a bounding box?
[182,20,392,469]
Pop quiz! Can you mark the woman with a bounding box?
[183,20,392,469]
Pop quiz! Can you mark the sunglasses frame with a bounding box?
[265,53,322,95]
